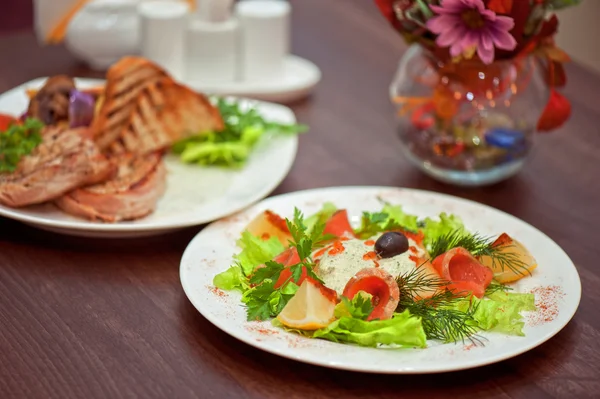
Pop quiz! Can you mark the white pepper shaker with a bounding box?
[138,0,190,81]
[185,0,239,83]
[234,0,291,82]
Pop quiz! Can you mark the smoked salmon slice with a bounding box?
[252,247,304,288]
[272,247,303,288]
[343,268,400,321]
[409,258,445,300]
[324,209,356,238]
[432,247,493,298]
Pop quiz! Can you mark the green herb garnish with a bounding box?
[395,265,448,301]
[406,291,483,344]
[354,208,418,239]
[334,292,374,320]
[241,207,332,321]
[172,97,308,168]
[428,230,494,259]
[395,267,482,344]
[0,117,44,173]
[354,211,392,239]
[428,230,531,276]
[242,274,299,321]
[484,281,512,297]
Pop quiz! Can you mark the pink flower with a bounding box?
[426,0,517,64]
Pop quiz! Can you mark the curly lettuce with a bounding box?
[451,292,536,336]
[313,310,427,348]
[213,231,284,292]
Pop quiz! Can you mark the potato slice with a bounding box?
[479,233,537,283]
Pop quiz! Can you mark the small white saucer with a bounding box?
[184,55,321,103]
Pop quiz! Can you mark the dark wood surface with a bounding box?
[1,1,599,398]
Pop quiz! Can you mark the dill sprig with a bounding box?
[395,264,448,301]
[395,267,484,344]
[406,291,483,344]
[428,230,531,277]
[484,281,513,297]
[428,230,493,259]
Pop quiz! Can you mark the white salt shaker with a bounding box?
[185,0,239,83]
[138,0,190,81]
[235,0,291,82]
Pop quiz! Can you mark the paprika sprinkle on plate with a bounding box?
[527,285,565,326]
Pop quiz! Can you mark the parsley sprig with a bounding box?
[334,292,374,320]
[242,207,333,321]
[0,118,44,173]
[243,270,298,321]
[285,208,335,284]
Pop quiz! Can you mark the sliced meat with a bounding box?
[55,152,166,222]
[432,247,494,298]
[0,126,115,207]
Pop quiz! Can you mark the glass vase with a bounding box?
[390,44,549,186]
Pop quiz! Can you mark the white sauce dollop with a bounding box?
[315,237,425,294]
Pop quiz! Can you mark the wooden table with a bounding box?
[1,1,599,398]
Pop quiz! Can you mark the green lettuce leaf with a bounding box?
[421,212,466,250]
[213,263,248,291]
[234,231,285,276]
[354,204,419,239]
[213,231,284,293]
[173,98,308,168]
[304,202,338,234]
[313,310,427,348]
[381,203,419,232]
[451,292,536,336]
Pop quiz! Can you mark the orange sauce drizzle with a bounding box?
[314,247,328,258]
[328,241,346,255]
[363,251,381,267]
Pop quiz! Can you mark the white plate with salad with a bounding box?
[180,186,581,374]
[0,77,302,238]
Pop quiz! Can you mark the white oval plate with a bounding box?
[0,78,298,238]
[185,55,322,104]
[180,186,582,374]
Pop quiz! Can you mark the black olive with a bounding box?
[374,232,409,259]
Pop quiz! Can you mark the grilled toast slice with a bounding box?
[107,77,224,155]
[91,56,170,150]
